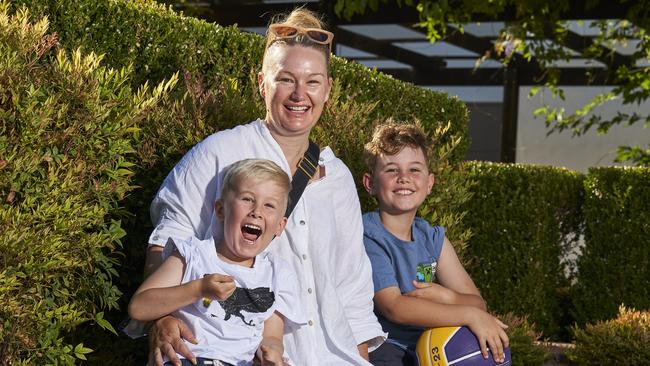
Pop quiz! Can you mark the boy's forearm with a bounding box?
[129,280,202,321]
[380,295,475,329]
[452,291,487,311]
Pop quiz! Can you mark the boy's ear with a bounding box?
[257,72,265,98]
[215,199,225,222]
[427,173,435,192]
[362,172,375,195]
[274,217,288,236]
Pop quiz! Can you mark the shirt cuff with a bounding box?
[356,329,388,353]
[148,219,193,247]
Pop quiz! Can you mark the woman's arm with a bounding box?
[407,237,486,310]
[257,312,285,365]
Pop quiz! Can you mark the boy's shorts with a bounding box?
[369,341,417,366]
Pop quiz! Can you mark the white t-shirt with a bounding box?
[164,236,306,365]
[149,120,386,365]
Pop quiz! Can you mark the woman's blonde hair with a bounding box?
[263,8,331,72]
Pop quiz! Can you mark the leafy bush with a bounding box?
[461,162,584,339]
[0,3,176,364]
[499,313,547,366]
[568,306,650,366]
[571,167,650,325]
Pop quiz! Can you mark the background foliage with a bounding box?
[568,306,650,366]
[461,162,584,339]
[571,167,650,326]
[0,2,176,363]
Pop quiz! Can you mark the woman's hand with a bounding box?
[148,315,198,366]
[258,344,285,366]
[466,309,509,364]
[200,274,236,305]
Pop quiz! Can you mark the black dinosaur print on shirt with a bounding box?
[216,287,275,326]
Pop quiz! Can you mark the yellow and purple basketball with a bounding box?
[416,326,512,366]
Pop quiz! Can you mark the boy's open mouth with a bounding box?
[241,224,262,241]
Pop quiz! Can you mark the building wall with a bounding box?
[517,86,650,172]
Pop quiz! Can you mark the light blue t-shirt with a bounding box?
[362,211,445,349]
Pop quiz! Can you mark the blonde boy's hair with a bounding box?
[263,8,331,73]
[221,159,291,210]
[363,121,430,173]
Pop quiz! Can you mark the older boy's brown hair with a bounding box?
[363,121,430,173]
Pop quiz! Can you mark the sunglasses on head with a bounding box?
[268,24,334,52]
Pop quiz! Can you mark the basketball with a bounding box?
[416,326,512,366]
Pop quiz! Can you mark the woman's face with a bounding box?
[259,45,332,139]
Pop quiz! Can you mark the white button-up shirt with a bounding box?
[149,120,386,365]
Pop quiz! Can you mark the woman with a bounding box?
[143,8,386,366]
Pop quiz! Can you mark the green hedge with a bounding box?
[461,162,584,339]
[0,3,176,363]
[571,167,650,326]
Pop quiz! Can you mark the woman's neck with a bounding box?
[267,128,310,175]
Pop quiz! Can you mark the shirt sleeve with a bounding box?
[363,235,398,293]
[430,225,446,260]
[331,166,386,350]
[148,137,220,247]
[271,256,308,332]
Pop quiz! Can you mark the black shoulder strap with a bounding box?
[285,140,320,218]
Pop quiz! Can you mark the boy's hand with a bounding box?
[406,280,455,304]
[200,274,235,305]
[258,344,285,365]
[466,309,509,364]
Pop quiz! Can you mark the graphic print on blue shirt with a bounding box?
[416,259,437,282]
[213,287,275,326]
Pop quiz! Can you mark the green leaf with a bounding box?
[95,312,118,335]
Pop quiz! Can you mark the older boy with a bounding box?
[362,123,509,366]
[129,159,305,366]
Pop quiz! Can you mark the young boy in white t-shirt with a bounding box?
[129,159,305,366]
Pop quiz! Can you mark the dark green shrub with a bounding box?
[499,313,548,366]
[461,162,584,339]
[568,306,650,366]
[0,4,176,364]
[571,167,650,325]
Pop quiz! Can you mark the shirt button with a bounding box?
[299,220,306,225]
[152,235,159,241]
[308,320,313,326]
[307,288,313,294]
[302,254,307,260]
